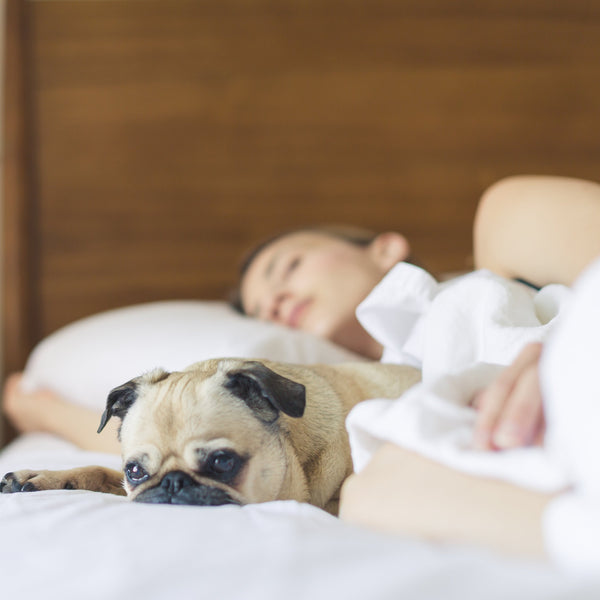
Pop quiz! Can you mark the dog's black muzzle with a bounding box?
[133,471,240,506]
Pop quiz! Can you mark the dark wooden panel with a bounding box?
[2,0,38,373]
[1,0,37,443]
[9,0,600,351]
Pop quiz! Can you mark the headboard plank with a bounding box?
[2,0,38,375]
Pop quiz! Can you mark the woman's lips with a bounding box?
[287,299,311,329]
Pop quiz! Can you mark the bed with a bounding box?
[2,0,600,597]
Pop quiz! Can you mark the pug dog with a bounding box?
[0,358,420,514]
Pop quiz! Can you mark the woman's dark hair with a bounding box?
[229,225,379,314]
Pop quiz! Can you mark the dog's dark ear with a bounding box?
[98,369,170,434]
[97,381,139,433]
[225,362,306,423]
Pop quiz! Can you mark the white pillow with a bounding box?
[23,301,363,411]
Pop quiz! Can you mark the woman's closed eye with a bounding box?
[283,256,301,279]
[252,254,302,320]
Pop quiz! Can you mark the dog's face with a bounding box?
[98,359,308,507]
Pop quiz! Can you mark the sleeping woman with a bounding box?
[3,174,600,568]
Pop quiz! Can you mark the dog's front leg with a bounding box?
[0,466,125,496]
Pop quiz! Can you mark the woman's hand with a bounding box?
[2,372,59,433]
[472,343,545,450]
[2,372,120,454]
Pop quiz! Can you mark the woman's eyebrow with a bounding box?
[264,250,282,281]
[248,251,282,318]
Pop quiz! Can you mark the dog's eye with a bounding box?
[125,462,149,485]
[206,451,240,476]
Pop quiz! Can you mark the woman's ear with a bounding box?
[368,232,411,271]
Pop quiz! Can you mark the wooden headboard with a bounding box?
[4,0,600,379]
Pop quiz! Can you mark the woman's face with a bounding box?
[240,231,406,357]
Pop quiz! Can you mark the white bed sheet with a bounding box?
[1,433,598,600]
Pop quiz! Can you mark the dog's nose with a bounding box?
[160,471,195,496]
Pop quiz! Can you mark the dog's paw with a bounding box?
[0,469,74,493]
[1,467,127,496]
[1,470,42,493]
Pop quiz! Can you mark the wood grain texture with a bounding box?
[4,0,600,367]
[2,0,37,375]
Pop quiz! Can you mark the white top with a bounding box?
[357,263,570,382]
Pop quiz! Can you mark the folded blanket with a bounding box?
[348,264,571,491]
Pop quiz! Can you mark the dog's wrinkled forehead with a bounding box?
[97,359,306,433]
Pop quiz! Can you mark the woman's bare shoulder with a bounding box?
[473,175,600,287]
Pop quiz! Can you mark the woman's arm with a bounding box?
[2,373,120,454]
[340,443,553,558]
[474,175,600,287]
